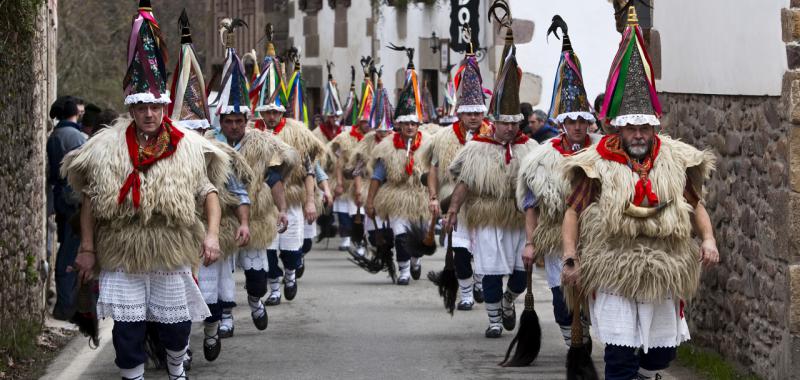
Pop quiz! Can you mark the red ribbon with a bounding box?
[452,121,466,145]
[551,133,591,156]
[319,122,342,141]
[350,127,365,142]
[118,117,184,209]
[472,131,529,165]
[393,131,422,175]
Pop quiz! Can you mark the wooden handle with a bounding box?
[570,288,583,346]
[422,215,437,246]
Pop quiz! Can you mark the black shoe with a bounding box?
[473,287,484,304]
[397,277,410,286]
[457,300,474,311]
[410,265,421,280]
[251,304,268,331]
[502,303,516,331]
[264,293,281,306]
[296,263,305,279]
[485,325,502,338]
[218,325,233,339]
[284,280,298,301]
[203,333,221,361]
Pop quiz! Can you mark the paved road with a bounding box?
[43,237,628,380]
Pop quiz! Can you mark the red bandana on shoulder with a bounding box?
[551,133,591,156]
[319,122,342,141]
[118,116,185,209]
[472,131,529,164]
[392,131,422,175]
[452,122,467,145]
[254,117,286,134]
[350,128,365,142]
[596,134,662,206]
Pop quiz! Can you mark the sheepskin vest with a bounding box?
[62,119,230,272]
[516,134,602,258]
[419,123,442,135]
[346,131,385,201]
[205,139,255,256]
[426,124,467,200]
[450,138,536,229]
[326,129,362,202]
[268,118,328,207]
[369,132,432,221]
[564,134,716,302]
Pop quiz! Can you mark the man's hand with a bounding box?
[303,200,318,223]
[236,223,251,247]
[442,210,457,234]
[71,249,96,284]
[561,256,580,286]
[428,198,441,218]
[699,238,720,268]
[334,184,345,198]
[522,243,536,268]
[323,190,333,207]
[201,234,221,266]
[365,202,376,219]
[277,211,289,233]
[354,191,363,208]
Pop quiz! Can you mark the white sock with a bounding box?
[165,345,188,379]
[203,321,219,344]
[411,257,421,268]
[398,260,411,279]
[341,237,351,247]
[486,302,502,327]
[501,290,520,317]
[559,325,572,347]
[638,368,659,379]
[220,309,233,330]
[269,279,281,296]
[285,270,296,285]
[473,274,484,291]
[120,363,144,380]
[458,278,474,302]
[248,295,265,318]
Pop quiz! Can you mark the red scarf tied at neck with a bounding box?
[350,127,365,142]
[118,117,184,209]
[551,133,591,156]
[596,134,662,207]
[472,131,529,164]
[393,131,422,175]
[319,122,342,141]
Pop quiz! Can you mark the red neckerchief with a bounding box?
[374,133,384,144]
[254,119,266,131]
[319,122,342,141]
[392,131,422,175]
[551,133,591,156]
[118,117,184,209]
[350,127,365,142]
[596,134,662,206]
[268,117,287,135]
[452,121,467,145]
[472,130,529,165]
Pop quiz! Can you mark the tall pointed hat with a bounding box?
[420,81,437,123]
[454,25,487,114]
[546,15,595,124]
[123,0,170,105]
[211,18,250,116]
[369,68,395,132]
[440,67,458,124]
[389,43,423,123]
[169,9,210,129]
[341,66,360,126]
[600,6,661,127]
[286,48,309,125]
[322,61,343,116]
[487,3,523,124]
[356,56,375,122]
[252,23,288,113]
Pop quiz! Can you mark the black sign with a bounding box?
[449,0,480,53]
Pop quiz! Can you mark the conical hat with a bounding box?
[546,15,595,124]
[169,9,210,129]
[211,18,250,116]
[123,0,170,105]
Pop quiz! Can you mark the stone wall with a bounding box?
[0,0,55,360]
[660,93,795,379]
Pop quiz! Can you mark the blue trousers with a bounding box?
[394,233,410,262]
[267,249,302,279]
[482,270,526,303]
[301,239,313,256]
[551,286,572,327]
[337,212,353,237]
[54,214,80,313]
[244,268,268,297]
[113,320,191,369]
[453,247,473,280]
[604,345,676,380]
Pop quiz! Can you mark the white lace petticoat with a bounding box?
[97,267,211,324]
[198,256,237,305]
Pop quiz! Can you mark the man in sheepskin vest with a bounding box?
[252,40,328,305]
[63,2,229,379]
[516,15,600,350]
[560,8,719,380]
[365,52,433,285]
[424,40,490,311]
[445,27,537,338]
